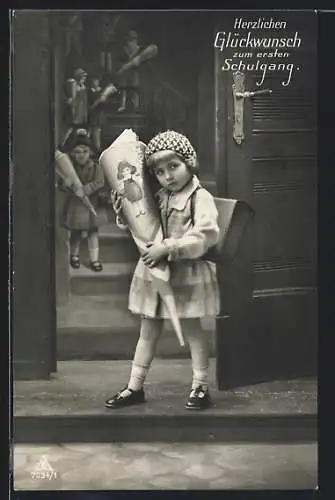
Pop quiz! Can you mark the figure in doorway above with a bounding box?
[116,30,158,113]
[96,14,121,75]
[65,13,83,57]
[88,75,118,153]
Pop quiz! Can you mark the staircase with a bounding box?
[57,179,217,361]
[57,104,217,361]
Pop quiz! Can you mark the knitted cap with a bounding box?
[62,128,93,153]
[145,130,197,168]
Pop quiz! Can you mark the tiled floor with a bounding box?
[13,442,318,490]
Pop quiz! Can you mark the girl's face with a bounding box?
[71,145,90,166]
[92,78,100,88]
[153,155,192,192]
[127,39,138,52]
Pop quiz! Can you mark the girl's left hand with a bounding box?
[142,242,168,268]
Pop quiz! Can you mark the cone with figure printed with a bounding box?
[99,129,184,346]
[55,149,97,216]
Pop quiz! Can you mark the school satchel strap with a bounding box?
[190,187,255,266]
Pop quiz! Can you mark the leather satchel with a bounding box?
[191,189,255,266]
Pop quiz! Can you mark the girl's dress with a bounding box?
[60,158,108,231]
[65,80,88,127]
[118,44,141,90]
[128,176,220,318]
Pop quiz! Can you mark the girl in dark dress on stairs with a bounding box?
[59,129,108,272]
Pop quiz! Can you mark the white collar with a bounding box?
[157,176,200,211]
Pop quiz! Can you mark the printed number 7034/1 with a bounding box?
[31,471,57,480]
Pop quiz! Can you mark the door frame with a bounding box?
[12,11,57,379]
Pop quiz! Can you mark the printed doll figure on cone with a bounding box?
[105,130,220,411]
[116,161,146,217]
[57,129,108,272]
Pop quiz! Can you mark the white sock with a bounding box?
[88,231,99,261]
[192,367,209,391]
[182,319,209,391]
[126,319,163,392]
[127,363,150,392]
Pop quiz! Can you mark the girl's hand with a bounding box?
[74,185,85,198]
[142,242,169,268]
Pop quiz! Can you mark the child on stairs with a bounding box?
[105,130,220,410]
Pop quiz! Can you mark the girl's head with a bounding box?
[73,67,87,85]
[125,29,139,50]
[145,131,198,192]
[70,145,91,166]
[117,161,137,179]
[63,129,94,165]
[91,75,100,88]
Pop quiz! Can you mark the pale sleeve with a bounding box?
[163,189,219,261]
[65,78,76,101]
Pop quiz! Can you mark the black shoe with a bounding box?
[70,255,80,269]
[90,260,103,272]
[105,386,145,409]
[185,385,212,411]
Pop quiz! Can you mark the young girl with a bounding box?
[105,130,220,410]
[59,129,108,272]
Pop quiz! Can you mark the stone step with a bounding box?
[70,262,136,296]
[81,224,139,264]
[57,325,213,360]
[57,295,216,359]
[57,294,137,329]
[14,361,317,443]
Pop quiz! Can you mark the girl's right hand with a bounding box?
[74,185,85,198]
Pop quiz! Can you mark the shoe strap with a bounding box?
[190,386,207,398]
[118,387,133,398]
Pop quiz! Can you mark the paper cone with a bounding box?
[151,275,185,347]
[55,150,97,217]
[99,130,184,346]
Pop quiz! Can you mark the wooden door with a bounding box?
[215,12,317,389]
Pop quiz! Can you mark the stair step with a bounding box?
[57,294,215,359]
[57,323,215,360]
[57,325,211,360]
[59,294,215,331]
[70,262,136,296]
[14,362,317,443]
[58,294,134,328]
[81,224,139,263]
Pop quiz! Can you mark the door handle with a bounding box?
[232,71,272,144]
